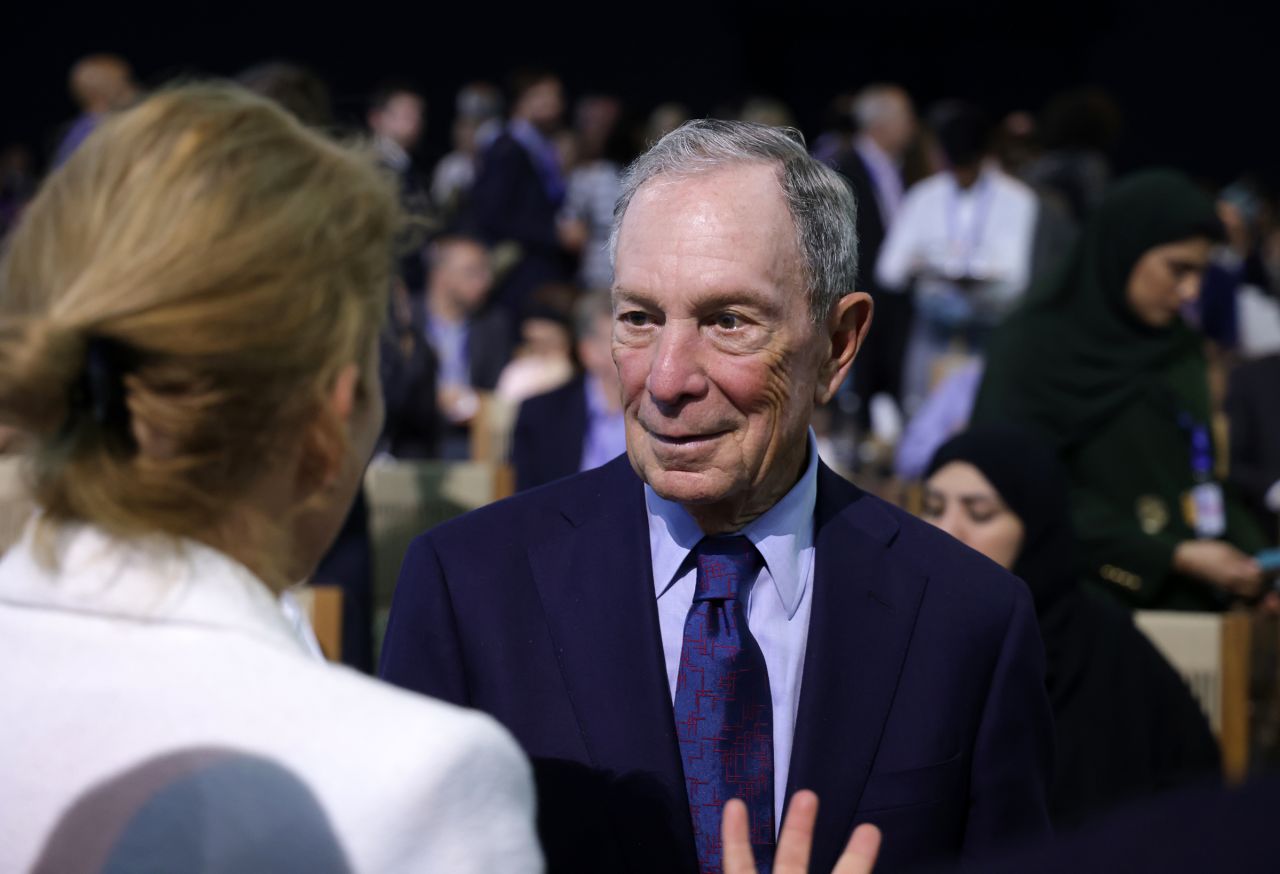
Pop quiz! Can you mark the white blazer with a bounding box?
[0,520,543,873]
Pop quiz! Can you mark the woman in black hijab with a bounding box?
[924,424,1221,825]
[972,170,1265,610]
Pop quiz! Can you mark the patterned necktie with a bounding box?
[674,536,775,874]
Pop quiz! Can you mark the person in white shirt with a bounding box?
[0,84,540,874]
[876,101,1039,413]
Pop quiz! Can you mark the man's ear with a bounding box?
[814,291,874,405]
[297,364,361,496]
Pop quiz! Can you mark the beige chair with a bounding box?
[363,459,514,659]
[469,391,518,468]
[1133,610,1252,781]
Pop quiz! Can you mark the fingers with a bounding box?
[722,799,758,874]
[774,789,819,874]
[832,823,882,874]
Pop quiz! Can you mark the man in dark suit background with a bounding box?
[381,120,1053,874]
[368,81,433,293]
[512,290,624,491]
[415,233,512,458]
[828,85,917,431]
[462,69,571,315]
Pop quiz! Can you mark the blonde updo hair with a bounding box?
[0,84,399,560]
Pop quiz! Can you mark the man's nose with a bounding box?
[645,320,708,410]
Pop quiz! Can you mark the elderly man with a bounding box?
[381,121,1053,874]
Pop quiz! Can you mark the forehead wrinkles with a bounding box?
[620,166,804,293]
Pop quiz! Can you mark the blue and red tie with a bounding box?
[674,536,775,874]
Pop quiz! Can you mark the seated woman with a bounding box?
[0,85,539,872]
[924,425,1221,825]
[972,170,1265,610]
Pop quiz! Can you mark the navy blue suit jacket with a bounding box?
[462,132,567,312]
[380,456,1054,873]
[512,375,588,493]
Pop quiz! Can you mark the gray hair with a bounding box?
[609,119,858,322]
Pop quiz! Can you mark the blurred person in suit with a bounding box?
[512,290,623,491]
[417,233,511,458]
[463,68,572,314]
[52,54,139,167]
[431,82,504,222]
[0,84,540,874]
[368,81,433,293]
[826,85,917,435]
[559,97,639,291]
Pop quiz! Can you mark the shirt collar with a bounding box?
[645,429,819,618]
[0,518,313,657]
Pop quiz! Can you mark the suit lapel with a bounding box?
[785,464,929,872]
[528,457,698,872]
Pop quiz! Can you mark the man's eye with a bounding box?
[622,311,650,327]
[714,313,742,330]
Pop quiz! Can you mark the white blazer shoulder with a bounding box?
[0,520,542,874]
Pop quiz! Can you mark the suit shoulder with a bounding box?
[413,456,631,552]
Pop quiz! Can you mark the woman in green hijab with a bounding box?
[973,170,1265,610]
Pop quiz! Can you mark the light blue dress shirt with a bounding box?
[646,429,819,827]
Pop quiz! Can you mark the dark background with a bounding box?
[4,0,1276,185]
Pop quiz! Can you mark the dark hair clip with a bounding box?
[65,335,137,449]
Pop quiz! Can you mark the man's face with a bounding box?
[435,240,493,313]
[520,79,565,131]
[375,93,425,150]
[880,93,917,157]
[612,163,830,524]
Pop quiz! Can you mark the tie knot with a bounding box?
[692,536,763,602]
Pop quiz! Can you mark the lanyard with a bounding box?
[1177,412,1215,482]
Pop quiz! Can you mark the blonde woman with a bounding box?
[0,85,540,873]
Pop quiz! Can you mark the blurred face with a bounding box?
[1125,237,1212,328]
[518,79,565,130]
[432,240,493,313]
[921,462,1025,570]
[612,163,868,530]
[877,93,917,158]
[373,93,425,150]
